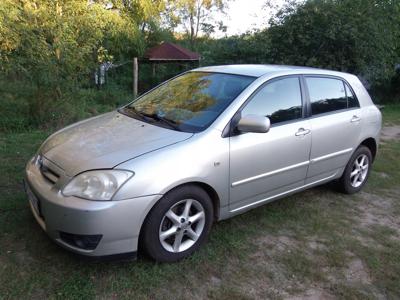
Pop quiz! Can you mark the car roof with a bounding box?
[192,64,347,78]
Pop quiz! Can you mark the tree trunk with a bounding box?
[133,57,138,98]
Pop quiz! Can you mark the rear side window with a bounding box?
[306,77,347,115]
[242,77,303,124]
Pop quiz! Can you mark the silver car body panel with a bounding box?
[25,64,382,256]
[25,157,162,256]
[39,111,193,177]
[305,109,362,183]
[229,119,312,211]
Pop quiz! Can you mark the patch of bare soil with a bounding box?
[344,256,371,284]
[375,171,390,179]
[256,234,299,252]
[381,125,400,141]
[249,190,399,299]
[357,192,400,238]
[249,233,336,299]
[287,288,336,300]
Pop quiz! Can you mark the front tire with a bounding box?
[141,185,213,262]
[338,146,372,194]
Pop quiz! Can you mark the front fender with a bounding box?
[113,129,230,210]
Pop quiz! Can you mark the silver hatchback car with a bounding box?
[25,65,382,262]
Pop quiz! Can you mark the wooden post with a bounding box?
[152,63,156,78]
[133,57,138,98]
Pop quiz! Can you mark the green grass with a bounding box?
[381,104,400,125]
[1,105,400,299]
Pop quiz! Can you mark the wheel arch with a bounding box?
[157,181,221,221]
[360,137,377,162]
[138,181,221,251]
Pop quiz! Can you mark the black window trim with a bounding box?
[343,81,360,109]
[222,74,307,137]
[302,74,360,119]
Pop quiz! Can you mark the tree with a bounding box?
[265,0,400,86]
[169,0,229,48]
[0,0,141,126]
[197,31,270,66]
[110,0,167,34]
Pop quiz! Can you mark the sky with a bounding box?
[222,0,270,36]
[175,0,291,38]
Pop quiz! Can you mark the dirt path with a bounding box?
[381,125,400,141]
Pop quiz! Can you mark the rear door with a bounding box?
[304,76,362,184]
[229,76,312,212]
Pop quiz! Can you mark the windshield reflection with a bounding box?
[122,72,255,133]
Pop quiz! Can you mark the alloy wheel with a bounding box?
[350,154,369,188]
[159,199,206,253]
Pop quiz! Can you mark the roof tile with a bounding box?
[144,42,200,61]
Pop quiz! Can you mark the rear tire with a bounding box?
[141,185,213,262]
[338,146,372,194]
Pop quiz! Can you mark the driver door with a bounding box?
[229,76,312,212]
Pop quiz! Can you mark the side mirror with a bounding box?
[236,114,271,133]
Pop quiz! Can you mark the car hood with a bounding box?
[40,111,193,176]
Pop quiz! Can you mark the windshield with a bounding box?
[120,72,256,133]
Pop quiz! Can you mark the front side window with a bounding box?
[306,77,349,115]
[120,72,255,133]
[241,77,303,124]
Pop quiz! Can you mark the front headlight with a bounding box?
[62,170,134,201]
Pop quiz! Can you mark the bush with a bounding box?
[0,0,141,132]
[0,78,133,132]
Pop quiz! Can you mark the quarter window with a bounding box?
[242,77,303,124]
[345,83,360,108]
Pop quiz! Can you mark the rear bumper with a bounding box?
[24,158,161,257]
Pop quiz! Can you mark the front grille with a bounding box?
[38,156,60,184]
[40,164,60,184]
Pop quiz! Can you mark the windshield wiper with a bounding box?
[140,112,181,131]
[120,106,181,131]
[119,106,146,121]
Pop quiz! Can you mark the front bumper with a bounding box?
[24,158,161,257]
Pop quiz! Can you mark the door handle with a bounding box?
[295,128,311,136]
[350,115,361,123]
